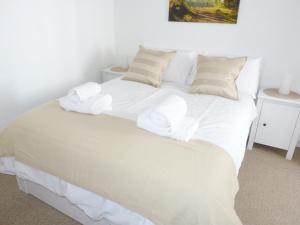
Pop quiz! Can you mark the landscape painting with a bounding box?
[169,0,241,24]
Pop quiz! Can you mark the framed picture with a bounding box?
[169,0,241,24]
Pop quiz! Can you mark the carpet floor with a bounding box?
[0,144,299,225]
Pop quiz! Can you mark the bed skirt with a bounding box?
[17,176,112,225]
[1,157,154,225]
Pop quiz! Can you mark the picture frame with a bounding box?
[169,0,241,24]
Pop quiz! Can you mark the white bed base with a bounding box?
[16,176,114,225]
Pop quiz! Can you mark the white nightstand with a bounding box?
[100,67,127,83]
[247,88,300,160]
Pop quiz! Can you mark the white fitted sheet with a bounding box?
[0,78,257,225]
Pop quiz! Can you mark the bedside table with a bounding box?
[247,88,300,160]
[100,67,127,83]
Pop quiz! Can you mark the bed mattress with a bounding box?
[0,78,257,225]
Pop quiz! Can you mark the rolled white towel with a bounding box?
[137,110,199,142]
[148,95,187,132]
[137,110,175,137]
[137,95,199,142]
[171,117,200,142]
[68,82,102,102]
[59,94,112,115]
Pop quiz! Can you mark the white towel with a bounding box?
[137,95,199,142]
[170,117,200,142]
[137,110,199,142]
[68,82,102,102]
[59,94,112,115]
[148,95,187,132]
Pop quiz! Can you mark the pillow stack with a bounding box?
[123,46,174,87]
[123,46,260,100]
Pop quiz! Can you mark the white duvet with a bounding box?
[0,78,257,225]
[101,78,257,171]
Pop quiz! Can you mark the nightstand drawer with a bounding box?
[255,102,300,150]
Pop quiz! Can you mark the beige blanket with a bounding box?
[0,101,242,225]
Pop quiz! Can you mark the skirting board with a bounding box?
[16,176,114,225]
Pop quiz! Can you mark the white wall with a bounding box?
[0,0,115,127]
[114,0,300,91]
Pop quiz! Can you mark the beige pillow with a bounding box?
[123,46,174,87]
[190,55,247,100]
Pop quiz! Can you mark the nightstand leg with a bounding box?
[286,148,295,160]
[247,140,254,151]
[286,141,298,160]
[287,118,300,160]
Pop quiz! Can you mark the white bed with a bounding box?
[0,78,257,225]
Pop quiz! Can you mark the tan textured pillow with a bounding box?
[191,55,247,100]
[123,46,174,87]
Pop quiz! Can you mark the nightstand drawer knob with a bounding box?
[263,123,267,127]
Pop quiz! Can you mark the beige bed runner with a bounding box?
[0,101,242,225]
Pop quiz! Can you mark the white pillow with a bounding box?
[163,51,197,85]
[186,56,199,85]
[187,55,262,99]
[236,57,262,99]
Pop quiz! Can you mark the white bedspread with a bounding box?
[0,78,257,225]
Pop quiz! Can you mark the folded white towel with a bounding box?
[148,95,187,132]
[68,82,102,102]
[170,117,200,142]
[137,95,199,142]
[137,110,199,142]
[59,94,112,115]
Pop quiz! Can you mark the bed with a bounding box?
[0,78,257,225]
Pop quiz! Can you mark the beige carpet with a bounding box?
[0,144,299,225]
[236,145,300,225]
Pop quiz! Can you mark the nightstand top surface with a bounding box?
[258,88,300,106]
[101,67,127,75]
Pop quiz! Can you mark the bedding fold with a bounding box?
[0,101,241,225]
